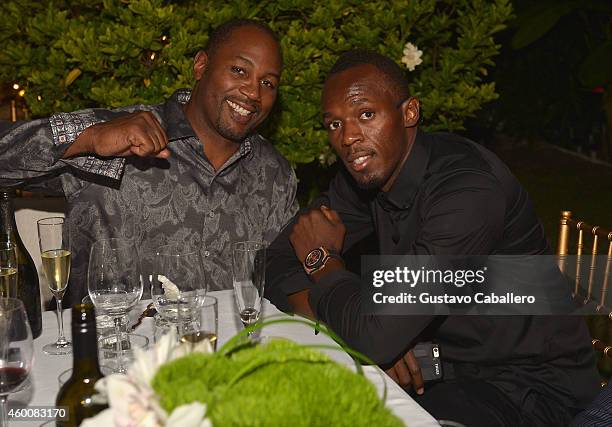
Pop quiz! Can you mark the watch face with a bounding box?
[305,248,324,268]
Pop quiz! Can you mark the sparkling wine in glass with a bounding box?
[0,243,17,298]
[180,295,218,351]
[232,241,266,336]
[37,217,71,355]
[87,238,142,373]
[0,298,33,427]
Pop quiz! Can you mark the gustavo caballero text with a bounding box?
[372,292,536,304]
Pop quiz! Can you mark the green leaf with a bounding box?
[0,0,512,181]
[64,68,81,87]
[511,1,577,50]
[578,41,612,88]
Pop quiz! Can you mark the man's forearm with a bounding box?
[62,110,170,160]
[0,116,87,186]
[287,289,316,319]
[287,257,344,319]
[61,125,95,158]
[310,257,343,283]
[307,268,434,365]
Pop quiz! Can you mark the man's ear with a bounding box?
[400,97,420,127]
[193,50,209,80]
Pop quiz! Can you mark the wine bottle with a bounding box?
[0,189,42,338]
[56,303,107,426]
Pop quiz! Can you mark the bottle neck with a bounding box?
[72,322,102,376]
[0,191,17,240]
[0,190,35,262]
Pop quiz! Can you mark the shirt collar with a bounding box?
[378,129,430,210]
[162,88,253,158]
[162,89,196,141]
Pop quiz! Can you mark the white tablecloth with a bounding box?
[11,290,439,427]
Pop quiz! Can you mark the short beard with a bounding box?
[215,114,252,143]
[354,173,384,190]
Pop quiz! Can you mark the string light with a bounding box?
[12,83,19,90]
[150,53,156,60]
[18,89,25,97]
[37,95,42,101]
[161,35,167,41]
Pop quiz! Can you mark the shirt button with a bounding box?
[208,211,214,218]
[204,250,210,257]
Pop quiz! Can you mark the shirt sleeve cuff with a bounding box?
[308,269,360,317]
[265,271,312,312]
[49,111,125,180]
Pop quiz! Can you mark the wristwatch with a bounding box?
[303,246,342,275]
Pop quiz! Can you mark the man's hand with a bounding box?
[385,350,425,395]
[62,111,170,159]
[289,205,346,264]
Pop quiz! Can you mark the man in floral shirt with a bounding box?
[0,19,298,305]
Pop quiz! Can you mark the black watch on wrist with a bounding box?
[303,246,342,275]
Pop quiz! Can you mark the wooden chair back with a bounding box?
[557,211,611,384]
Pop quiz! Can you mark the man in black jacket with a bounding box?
[265,50,600,426]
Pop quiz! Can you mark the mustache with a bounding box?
[345,148,375,163]
[227,97,260,113]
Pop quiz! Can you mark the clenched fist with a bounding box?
[63,111,170,159]
[289,205,346,264]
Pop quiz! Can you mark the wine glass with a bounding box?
[143,245,207,338]
[37,217,71,355]
[0,298,33,427]
[87,238,142,373]
[232,241,266,337]
[0,243,17,298]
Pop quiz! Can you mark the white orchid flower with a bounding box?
[82,329,215,426]
[129,330,178,386]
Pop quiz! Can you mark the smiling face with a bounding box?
[186,25,282,144]
[322,64,419,191]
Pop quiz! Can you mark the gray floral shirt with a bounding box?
[0,89,298,305]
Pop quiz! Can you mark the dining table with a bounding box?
[8,290,440,427]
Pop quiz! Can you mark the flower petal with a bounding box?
[401,42,423,71]
[166,402,208,427]
[129,330,178,386]
[106,375,141,415]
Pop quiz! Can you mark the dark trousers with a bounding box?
[412,379,575,427]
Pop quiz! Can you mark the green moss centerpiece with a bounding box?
[82,318,403,427]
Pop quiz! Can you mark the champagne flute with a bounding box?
[0,243,17,298]
[37,217,71,355]
[0,298,33,427]
[87,238,142,374]
[232,241,266,337]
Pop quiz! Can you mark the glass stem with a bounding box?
[56,296,67,344]
[243,321,254,339]
[114,317,124,373]
[0,394,8,427]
